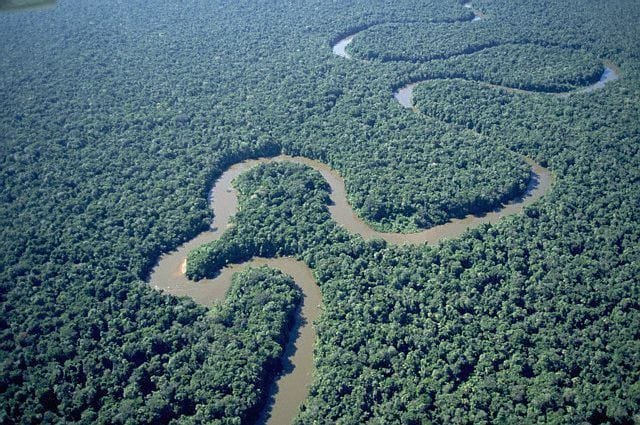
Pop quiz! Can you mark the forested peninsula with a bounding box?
[1,0,638,424]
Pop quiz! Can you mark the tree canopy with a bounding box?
[1,0,638,423]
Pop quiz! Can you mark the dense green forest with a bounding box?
[1,0,639,423]
[187,163,334,281]
[347,18,608,92]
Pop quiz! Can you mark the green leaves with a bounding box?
[1,0,638,423]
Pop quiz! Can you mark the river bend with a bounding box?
[333,19,619,99]
[149,153,552,423]
[147,7,574,423]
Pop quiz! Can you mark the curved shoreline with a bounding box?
[148,152,552,423]
[331,4,484,61]
[332,34,354,59]
[148,9,582,423]
[151,257,320,425]
[332,25,620,97]
[158,154,553,249]
[393,65,620,105]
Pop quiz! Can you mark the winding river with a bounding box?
[150,255,320,425]
[393,65,620,106]
[331,4,484,61]
[149,154,552,423]
[145,4,615,422]
[335,31,620,97]
[333,7,620,99]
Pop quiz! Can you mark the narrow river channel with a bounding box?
[393,65,620,105]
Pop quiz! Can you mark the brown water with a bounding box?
[151,256,320,425]
[149,152,553,424]
[147,157,329,425]
[278,157,553,245]
[149,17,572,424]
[393,66,621,103]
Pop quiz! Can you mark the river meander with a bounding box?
[145,10,583,423]
[393,65,620,107]
[149,152,552,423]
[150,255,320,425]
[332,17,620,100]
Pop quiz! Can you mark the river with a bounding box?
[148,152,552,423]
[393,66,620,105]
[147,11,575,424]
[332,34,354,59]
[332,19,620,99]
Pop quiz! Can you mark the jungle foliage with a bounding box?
[1,0,639,423]
[187,163,334,281]
[349,19,606,92]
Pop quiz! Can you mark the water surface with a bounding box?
[393,66,621,105]
[0,0,55,11]
[151,257,320,425]
[148,152,552,423]
[332,35,354,59]
[147,11,576,422]
[577,66,619,93]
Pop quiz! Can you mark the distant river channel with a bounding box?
[393,66,621,106]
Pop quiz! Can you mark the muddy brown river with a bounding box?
[149,153,552,424]
[145,12,589,423]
